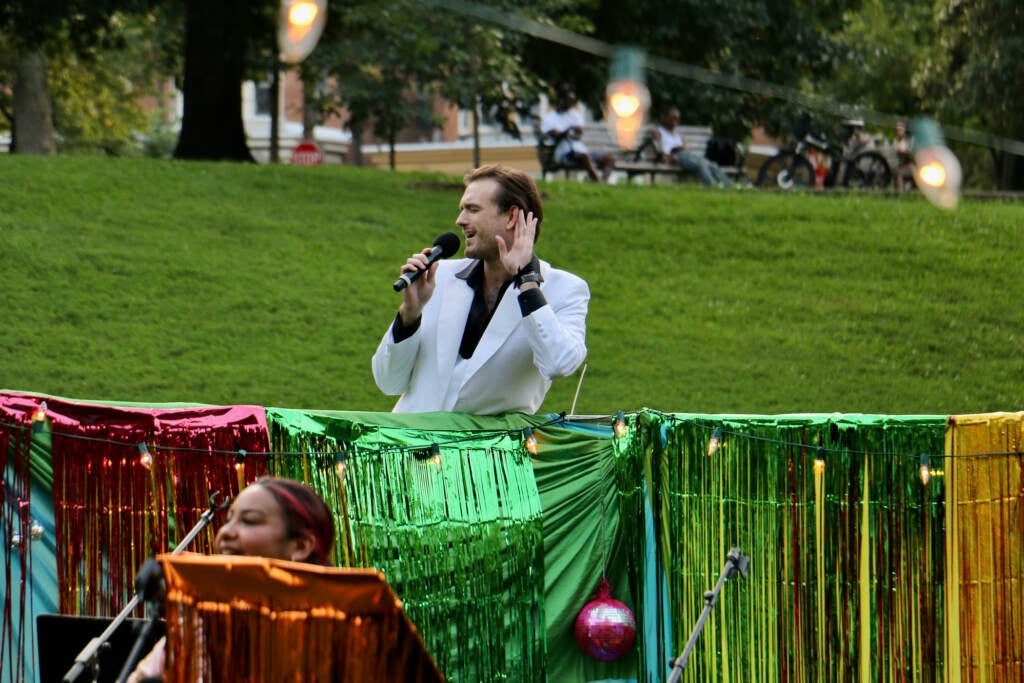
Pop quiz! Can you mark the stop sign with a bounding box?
[290,140,323,165]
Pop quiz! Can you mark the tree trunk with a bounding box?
[471,96,480,169]
[12,49,55,155]
[302,75,317,140]
[348,119,366,167]
[174,0,255,161]
[269,65,280,163]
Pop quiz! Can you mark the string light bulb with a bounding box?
[523,427,539,455]
[707,427,723,456]
[919,454,931,485]
[235,449,247,489]
[910,116,962,210]
[613,411,628,439]
[137,442,153,470]
[814,447,826,474]
[334,451,348,480]
[412,443,442,466]
[31,401,48,433]
[605,46,650,149]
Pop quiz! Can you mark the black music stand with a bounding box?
[36,614,165,683]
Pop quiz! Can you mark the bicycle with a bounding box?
[756,115,893,191]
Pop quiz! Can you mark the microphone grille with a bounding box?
[434,231,461,258]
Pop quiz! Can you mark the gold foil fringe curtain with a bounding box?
[945,413,1024,682]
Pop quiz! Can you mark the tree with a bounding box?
[430,3,579,164]
[48,13,169,155]
[0,0,156,154]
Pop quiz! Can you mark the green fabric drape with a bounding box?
[531,418,642,683]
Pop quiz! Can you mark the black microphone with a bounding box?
[393,232,461,292]
[134,558,166,603]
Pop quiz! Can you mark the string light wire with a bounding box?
[0,412,569,461]
[422,0,1024,155]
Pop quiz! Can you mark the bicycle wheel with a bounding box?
[846,151,892,190]
[756,152,815,189]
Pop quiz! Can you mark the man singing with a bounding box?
[372,164,589,415]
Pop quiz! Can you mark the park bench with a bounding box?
[536,122,745,183]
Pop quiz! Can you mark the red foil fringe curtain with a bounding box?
[0,393,271,618]
[0,402,34,680]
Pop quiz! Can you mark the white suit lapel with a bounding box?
[455,284,521,380]
[435,276,474,383]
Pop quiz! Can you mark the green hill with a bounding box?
[1,155,1020,415]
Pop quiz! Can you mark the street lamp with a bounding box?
[605,46,649,150]
[910,116,962,210]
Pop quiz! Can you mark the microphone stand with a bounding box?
[61,492,231,683]
[666,546,750,683]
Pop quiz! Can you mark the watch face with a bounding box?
[517,272,541,287]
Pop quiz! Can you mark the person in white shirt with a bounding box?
[373,164,589,415]
[655,107,733,187]
[540,89,615,182]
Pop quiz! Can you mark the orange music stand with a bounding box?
[158,553,446,683]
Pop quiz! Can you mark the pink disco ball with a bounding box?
[573,578,636,661]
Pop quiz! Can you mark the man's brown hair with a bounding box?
[464,164,544,241]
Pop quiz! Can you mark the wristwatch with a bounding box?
[515,271,542,288]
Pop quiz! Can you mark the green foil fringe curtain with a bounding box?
[3,393,1024,683]
[625,411,950,683]
[265,408,549,683]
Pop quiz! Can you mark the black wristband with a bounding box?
[515,261,536,278]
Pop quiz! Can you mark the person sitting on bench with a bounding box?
[655,107,733,187]
[541,88,614,182]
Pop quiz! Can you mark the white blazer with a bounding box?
[372,258,589,415]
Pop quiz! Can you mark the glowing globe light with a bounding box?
[610,92,640,118]
[910,117,961,210]
[288,1,318,27]
[279,0,327,64]
[918,161,946,188]
[605,46,649,149]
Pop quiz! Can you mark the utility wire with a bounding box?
[423,0,1024,155]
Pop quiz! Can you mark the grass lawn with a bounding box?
[1,155,1020,416]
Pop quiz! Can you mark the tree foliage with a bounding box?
[525,0,857,141]
[823,0,933,119]
[917,0,1024,188]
